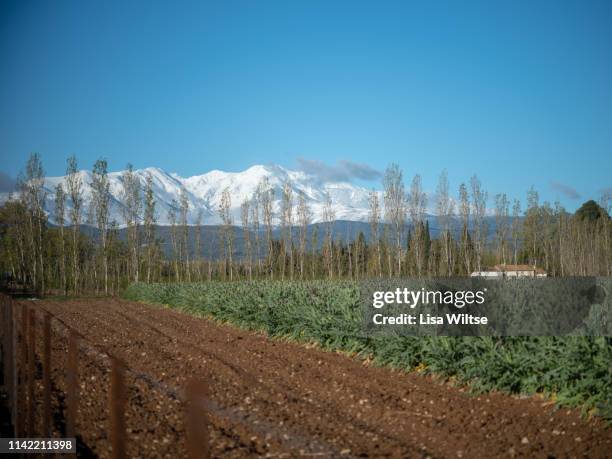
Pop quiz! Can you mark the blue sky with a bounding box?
[1,0,611,209]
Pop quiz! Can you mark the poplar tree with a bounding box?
[436,170,454,276]
[323,192,335,279]
[494,193,509,265]
[346,223,353,279]
[168,200,180,281]
[250,193,261,276]
[194,209,203,281]
[408,174,427,276]
[540,201,554,273]
[54,184,67,294]
[511,199,521,265]
[458,183,471,274]
[524,186,540,267]
[258,177,274,278]
[143,172,157,283]
[281,181,293,280]
[91,158,111,294]
[309,225,316,278]
[20,153,47,292]
[121,164,142,282]
[297,193,311,279]
[383,164,406,276]
[241,199,252,280]
[368,189,382,277]
[554,201,565,276]
[66,155,83,293]
[599,191,611,275]
[179,187,190,281]
[219,187,233,280]
[470,175,487,272]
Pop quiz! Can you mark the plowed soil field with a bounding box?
[25,298,611,458]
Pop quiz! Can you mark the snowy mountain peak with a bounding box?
[2,164,376,226]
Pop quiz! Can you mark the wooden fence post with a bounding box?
[43,313,52,437]
[1,300,9,418]
[0,301,8,418]
[109,357,127,459]
[1,300,8,393]
[185,379,211,459]
[10,301,17,435]
[27,307,36,436]
[1,300,6,384]
[18,306,28,437]
[66,330,79,438]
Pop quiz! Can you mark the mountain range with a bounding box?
[1,164,380,226]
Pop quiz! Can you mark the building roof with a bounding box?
[492,264,547,274]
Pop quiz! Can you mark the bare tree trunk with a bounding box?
[219,187,233,281]
[459,183,471,275]
[368,189,382,278]
[323,193,335,279]
[144,172,157,284]
[470,175,487,273]
[383,164,406,277]
[179,188,190,282]
[195,210,203,281]
[408,174,426,276]
[241,200,252,281]
[168,201,180,282]
[258,178,274,279]
[65,156,83,293]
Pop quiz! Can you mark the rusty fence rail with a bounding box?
[0,293,210,459]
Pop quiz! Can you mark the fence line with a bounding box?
[0,294,332,458]
[0,293,211,459]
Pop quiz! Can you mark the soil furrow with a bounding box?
[25,298,611,458]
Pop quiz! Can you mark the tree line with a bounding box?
[1,153,610,295]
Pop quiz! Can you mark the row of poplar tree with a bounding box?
[1,153,611,295]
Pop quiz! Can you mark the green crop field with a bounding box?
[124,280,612,420]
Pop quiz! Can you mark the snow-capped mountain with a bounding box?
[1,165,377,226]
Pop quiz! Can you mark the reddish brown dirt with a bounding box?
[17,298,611,458]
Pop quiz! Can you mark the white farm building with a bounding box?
[470,264,548,279]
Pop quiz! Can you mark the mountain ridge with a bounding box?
[1,164,380,226]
